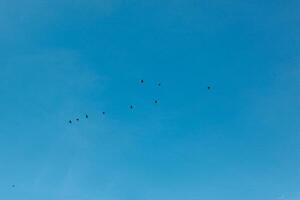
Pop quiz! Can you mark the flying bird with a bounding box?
[12,185,15,188]
[69,120,72,124]
[154,100,158,104]
[86,114,88,119]
[130,105,134,109]
[76,118,79,122]
[158,82,161,86]
[102,112,106,115]
[140,79,144,84]
[207,86,211,90]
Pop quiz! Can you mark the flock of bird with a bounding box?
[9,80,211,189]
[67,79,163,124]
[67,79,212,124]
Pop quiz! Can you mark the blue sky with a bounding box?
[0,0,299,199]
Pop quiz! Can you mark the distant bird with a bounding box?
[12,185,15,188]
[69,120,72,124]
[130,105,134,109]
[154,100,158,104]
[102,112,106,115]
[140,79,144,84]
[158,82,161,86]
[207,86,211,90]
[76,118,79,122]
[86,114,88,119]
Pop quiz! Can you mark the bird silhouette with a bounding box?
[208,86,211,90]
[76,118,79,122]
[12,185,15,188]
[69,120,72,124]
[86,114,88,119]
[154,100,158,104]
[140,79,144,84]
[158,82,161,86]
[130,105,134,109]
[102,112,106,115]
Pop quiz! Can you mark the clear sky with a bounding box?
[0,0,299,199]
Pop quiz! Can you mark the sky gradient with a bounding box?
[0,0,300,199]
